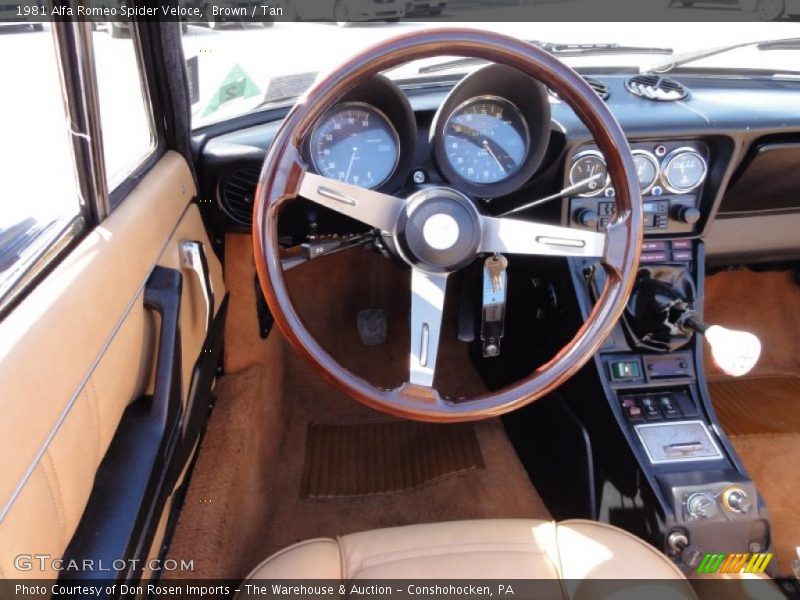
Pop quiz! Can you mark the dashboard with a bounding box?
[196,66,800,265]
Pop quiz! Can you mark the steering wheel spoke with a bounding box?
[298,171,405,233]
[479,215,606,258]
[409,268,449,387]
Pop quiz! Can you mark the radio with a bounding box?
[570,194,700,235]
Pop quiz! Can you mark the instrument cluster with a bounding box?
[302,65,553,200]
[300,70,709,239]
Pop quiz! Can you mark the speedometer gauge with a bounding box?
[442,96,529,185]
[310,102,399,189]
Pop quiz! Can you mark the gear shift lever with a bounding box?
[619,265,761,376]
[676,313,762,377]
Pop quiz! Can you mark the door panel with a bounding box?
[0,151,224,578]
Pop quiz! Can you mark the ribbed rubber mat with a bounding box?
[301,420,484,499]
[710,376,800,436]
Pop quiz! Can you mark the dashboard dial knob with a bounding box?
[675,206,701,224]
[575,209,599,228]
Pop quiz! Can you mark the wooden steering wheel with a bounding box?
[253,28,643,422]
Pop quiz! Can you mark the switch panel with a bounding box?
[619,390,699,423]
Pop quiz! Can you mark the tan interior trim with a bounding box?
[0,156,190,522]
[0,151,223,527]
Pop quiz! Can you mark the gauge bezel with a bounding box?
[430,63,551,199]
[309,101,401,190]
[569,149,610,197]
[441,94,531,186]
[631,149,660,195]
[660,147,708,194]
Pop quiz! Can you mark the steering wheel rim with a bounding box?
[253,28,643,422]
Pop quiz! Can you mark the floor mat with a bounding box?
[710,376,800,436]
[302,420,484,499]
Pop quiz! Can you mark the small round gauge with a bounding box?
[632,149,660,194]
[442,96,530,185]
[569,150,608,197]
[662,148,707,193]
[310,102,399,189]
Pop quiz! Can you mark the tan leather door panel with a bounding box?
[0,151,224,578]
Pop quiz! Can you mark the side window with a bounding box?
[0,23,158,315]
[92,23,157,195]
[0,24,83,312]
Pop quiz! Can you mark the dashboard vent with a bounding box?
[583,76,610,101]
[625,74,689,102]
[219,166,260,225]
[549,76,610,102]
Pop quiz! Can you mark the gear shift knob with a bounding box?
[704,325,762,377]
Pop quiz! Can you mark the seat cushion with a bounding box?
[240,519,696,598]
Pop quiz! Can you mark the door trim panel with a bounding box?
[0,152,225,578]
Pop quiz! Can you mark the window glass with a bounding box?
[0,24,82,308]
[92,23,155,191]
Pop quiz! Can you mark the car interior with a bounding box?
[2,16,800,600]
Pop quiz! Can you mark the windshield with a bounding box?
[183,21,800,128]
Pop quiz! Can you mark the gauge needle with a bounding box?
[345,147,358,183]
[482,140,506,173]
[499,173,606,217]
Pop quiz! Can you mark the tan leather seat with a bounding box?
[240,519,697,599]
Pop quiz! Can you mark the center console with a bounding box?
[562,140,773,574]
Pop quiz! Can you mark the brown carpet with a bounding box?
[704,268,800,381]
[709,377,800,436]
[166,235,550,581]
[705,268,800,577]
[302,420,484,499]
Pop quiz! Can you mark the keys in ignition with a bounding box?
[485,253,508,293]
[481,254,508,358]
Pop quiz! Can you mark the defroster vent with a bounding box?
[625,74,689,102]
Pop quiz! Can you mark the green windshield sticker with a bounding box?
[203,64,261,117]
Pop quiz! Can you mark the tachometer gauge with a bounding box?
[310,102,399,189]
[442,96,529,185]
[662,148,707,193]
[632,149,659,194]
[569,150,608,197]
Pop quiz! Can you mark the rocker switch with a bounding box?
[621,397,644,421]
[658,395,682,419]
[641,396,663,420]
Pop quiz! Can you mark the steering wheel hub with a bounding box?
[397,187,481,272]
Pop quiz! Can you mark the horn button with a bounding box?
[396,188,482,272]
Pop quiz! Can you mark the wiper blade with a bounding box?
[649,37,800,73]
[757,37,800,51]
[416,41,673,75]
[541,42,672,57]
